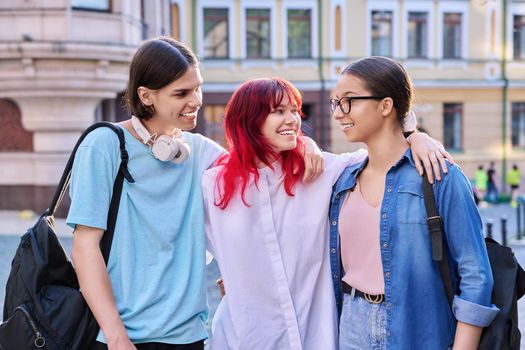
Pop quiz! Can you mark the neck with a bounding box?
[255,154,280,169]
[364,127,409,173]
[142,116,176,137]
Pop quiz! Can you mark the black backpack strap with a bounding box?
[47,121,135,265]
[422,176,455,307]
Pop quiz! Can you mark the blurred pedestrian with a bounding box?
[486,161,499,203]
[474,165,488,206]
[507,164,521,207]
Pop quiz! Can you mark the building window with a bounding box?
[171,4,180,41]
[512,103,525,147]
[203,105,226,146]
[246,9,271,58]
[335,6,342,51]
[443,103,462,151]
[408,12,428,58]
[71,0,110,11]
[288,9,312,58]
[371,11,393,57]
[514,15,525,60]
[443,13,462,59]
[0,99,32,152]
[204,8,229,59]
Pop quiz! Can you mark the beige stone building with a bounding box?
[1,0,525,211]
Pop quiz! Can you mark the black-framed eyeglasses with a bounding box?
[329,96,386,114]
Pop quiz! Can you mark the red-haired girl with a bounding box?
[202,77,452,350]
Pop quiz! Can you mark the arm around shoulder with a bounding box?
[338,148,368,166]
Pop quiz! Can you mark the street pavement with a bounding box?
[1,205,525,347]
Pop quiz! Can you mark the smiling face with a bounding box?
[260,94,302,153]
[333,74,385,143]
[139,65,203,132]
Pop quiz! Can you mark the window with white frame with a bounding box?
[514,15,525,60]
[371,11,393,57]
[287,9,312,58]
[71,0,109,11]
[512,103,525,147]
[246,9,271,58]
[408,12,428,58]
[203,8,229,59]
[443,103,462,151]
[443,13,462,59]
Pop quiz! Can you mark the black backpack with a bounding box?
[0,122,135,350]
[422,176,525,350]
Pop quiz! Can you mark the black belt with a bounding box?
[342,281,385,304]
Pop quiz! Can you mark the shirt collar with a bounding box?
[395,148,416,168]
[258,160,284,183]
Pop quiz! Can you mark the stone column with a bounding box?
[0,0,142,212]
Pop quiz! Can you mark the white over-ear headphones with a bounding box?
[131,115,191,163]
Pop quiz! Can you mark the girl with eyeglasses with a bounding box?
[202,77,453,350]
[329,57,499,350]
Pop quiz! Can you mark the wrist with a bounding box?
[405,131,417,144]
[103,322,128,344]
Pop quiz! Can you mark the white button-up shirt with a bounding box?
[202,150,367,350]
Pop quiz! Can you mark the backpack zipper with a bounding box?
[13,305,46,348]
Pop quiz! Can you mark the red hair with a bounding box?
[214,78,306,209]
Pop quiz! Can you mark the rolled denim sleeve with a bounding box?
[452,295,499,327]
[436,165,499,327]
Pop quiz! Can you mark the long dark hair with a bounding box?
[125,37,199,120]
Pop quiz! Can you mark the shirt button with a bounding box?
[387,187,392,193]
[332,221,337,226]
[331,248,336,253]
[382,213,387,219]
[333,274,339,279]
[383,242,388,249]
[387,303,392,309]
[385,272,391,278]
[336,194,340,199]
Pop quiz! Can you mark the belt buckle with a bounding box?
[364,293,384,304]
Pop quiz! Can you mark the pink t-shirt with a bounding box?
[339,182,385,294]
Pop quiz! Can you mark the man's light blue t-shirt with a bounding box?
[66,125,224,344]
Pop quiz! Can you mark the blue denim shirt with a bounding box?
[329,149,499,349]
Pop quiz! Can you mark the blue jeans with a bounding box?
[486,182,498,202]
[339,293,387,350]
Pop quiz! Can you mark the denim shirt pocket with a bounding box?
[396,183,427,225]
